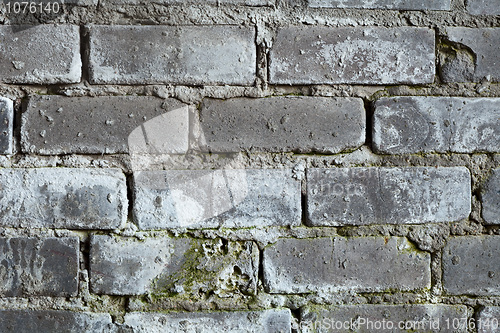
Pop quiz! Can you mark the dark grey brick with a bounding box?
[263,237,430,293]
[373,97,500,153]
[89,25,255,85]
[0,168,127,229]
[466,0,500,15]
[443,236,500,295]
[269,27,435,85]
[0,237,79,297]
[90,235,259,296]
[0,310,113,333]
[103,0,272,4]
[477,307,500,333]
[133,169,301,230]
[301,304,467,332]
[307,167,471,226]
[200,97,365,154]
[441,28,500,82]
[22,95,186,155]
[309,0,451,10]
[0,97,13,154]
[121,309,291,332]
[483,168,500,224]
[0,25,80,84]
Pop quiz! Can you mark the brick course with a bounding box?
[0,25,80,84]
[482,168,500,224]
[89,25,256,85]
[443,236,500,296]
[270,27,435,85]
[307,167,471,226]
[263,237,430,293]
[441,28,500,83]
[373,97,500,154]
[200,96,365,153]
[0,168,127,229]
[308,0,451,10]
[0,310,113,333]
[0,237,79,297]
[22,95,186,154]
[133,169,301,229]
[301,304,467,332]
[121,309,291,332]
[90,235,259,295]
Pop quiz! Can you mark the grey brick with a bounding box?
[103,0,272,5]
[466,0,500,15]
[200,97,365,154]
[0,97,13,154]
[301,304,467,333]
[0,168,127,229]
[22,95,186,155]
[89,25,255,85]
[0,237,79,297]
[373,97,500,154]
[306,167,470,226]
[483,168,500,224]
[0,25,80,84]
[90,235,259,296]
[443,236,500,295]
[309,0,451,10]
[441,28,500,82]
[477,307,500,333]
[269,27,435,85]
[133,169,301,230]
[263,237,430,293]
[121,309,291,332]
[0,310,113,333]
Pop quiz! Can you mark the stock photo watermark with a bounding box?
[295,316,499,331]
[0,0,75,27]
[4,1,61,14]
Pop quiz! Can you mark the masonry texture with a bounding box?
[0,0,499,331]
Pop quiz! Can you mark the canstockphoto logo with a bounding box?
[1,0,75,29]
[128,104,249,229]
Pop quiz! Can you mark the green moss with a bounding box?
[151,238,215,297]
[149,238,253,300]
[88,295,127,317]
[397,238,422,256]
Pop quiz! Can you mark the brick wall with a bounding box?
[0,0,499,331]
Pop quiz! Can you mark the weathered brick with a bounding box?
[482,168,500,224]
[441,28,500,82]
[0,25,80,84]
[263,237,430,293]
[22,95,186,155]
[306,167,470,226]
[0,168,127,229]
[301,304,467,333]
[0,310,113,333]
[89,25,255,85]
[373,97,500,153]
[90,235,259,296]
[443,236,500,295]
[121,309,291,332]
[466,0,500,15]
[133,169,301,230]
[477,307,500,333]
[0,237,79,297]
[200,97,365,154]
[0,97,13,154]
[309,0,450,10]
[103,0,271,5]
[269,27,435,85]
